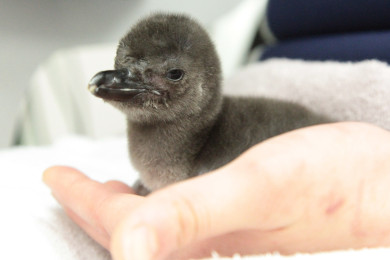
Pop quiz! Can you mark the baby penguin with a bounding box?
[88,13,330,195]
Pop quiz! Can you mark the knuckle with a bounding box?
[160,191,209,247]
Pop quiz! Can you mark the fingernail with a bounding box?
[122,226,159,260]
[42,169,52,186]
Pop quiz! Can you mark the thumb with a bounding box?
[109,130,320,260]
[110,168,275,260]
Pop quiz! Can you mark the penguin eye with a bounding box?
[166,69,184,81]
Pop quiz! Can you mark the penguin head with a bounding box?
[88,13,222,123]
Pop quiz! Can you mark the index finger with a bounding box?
[43,166,144,235]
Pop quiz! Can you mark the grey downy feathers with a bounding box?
[88,13,331,195]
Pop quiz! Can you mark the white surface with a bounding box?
[18,44,127,145]
[1,136,134,259]
[209,0,267,77]
[205,249,390,259]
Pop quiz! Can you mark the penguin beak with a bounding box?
[88,69,147,101]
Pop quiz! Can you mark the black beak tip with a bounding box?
[87,71,106,95]
[87,69,148,101]
[87,83,98,95]
[89,71,105,86]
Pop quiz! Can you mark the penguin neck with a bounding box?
[127,105,220,150]
[126,91,223,164]
[128,115,204,146]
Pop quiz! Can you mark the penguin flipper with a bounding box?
[133,180,151,196]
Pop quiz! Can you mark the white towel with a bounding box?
[3,59,390,259]
[224,59,390,130]
[1,136,135,259]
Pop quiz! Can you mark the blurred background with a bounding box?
[0,0,265,148]
[4,0,388,148]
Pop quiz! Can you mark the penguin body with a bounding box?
[88,13,330,194]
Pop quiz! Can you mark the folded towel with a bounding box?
[3,59,390,259]
[225,59,390,131]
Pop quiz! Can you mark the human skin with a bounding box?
[43,122,390,260]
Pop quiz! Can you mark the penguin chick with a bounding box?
[88,13,331,195]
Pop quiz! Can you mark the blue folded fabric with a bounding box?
[266,0,390,40]
[260,31,390,63]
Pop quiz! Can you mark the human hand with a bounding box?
[43,122,390,260]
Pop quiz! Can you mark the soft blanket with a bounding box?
[2,59,390,259]
[225,59,390,130]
